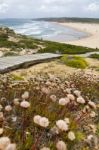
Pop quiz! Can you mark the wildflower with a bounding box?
[50,95,57,102]
[67,94,75,101]
[0,137,10,150]
[5,105,12,112]
[33,115,41,125]
[5,144,16,150]
[90,111,96,118]
[0,105,3,111]
[20,100,30,109]
[39,117,49,128]
[59,98,67,106]
[42,87,50,94]
[40,147,50,150]
[0,112,4,121]
[0,128,3,135]
[22,91,29,100]
[50,126,59,135]
[83,105,90,113]
[56,140,67,150]
[46,81,51,86]
[64,118,70,124]
[87,135,93,141]
[88,101,96,109]
[65,97,70,104]
[77,97,85,104]
[56,120,68,131]
[65,88,71,94]
[68,131,75,141]
[89,124,96,133]
[12,117,17,122]
[13,98,20,106]
[74,90,81,97]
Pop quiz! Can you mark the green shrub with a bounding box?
[4,51,18,56]
[61,55,88,69]
[39,41,98,54]
[89,53,99,60]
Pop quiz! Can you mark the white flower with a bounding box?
[64,118,70,124]
[22,91,29,99]
[88,101,96,109]
[0,105,3,111]
[83,105,90,113]
[0,137,10,150]
[39,117,49,128]
[13,98,20,106]
[40,147,50,150]
[42,87,49,94]
[0,128,3,135]
[90,111,96,118]
[0,112,4,121]
[5,105,12,112]
[65,98,70,104]
[56,140,67,150]
[74,90,81,97]
[77,97,85,104]
[56,120,68,131]
[59,98,67,106]
[67,94,75,101]
[50,126,59,135]
[66,88,71,94]
[33,115,41,125]
[50,95,57,102]
[5,144,16,150]
[12,117,17,122]
[89,124,96,133]
[87,135,93,141]
[68,131,75,141]
[46,81,51,86]
[20,100,30,109]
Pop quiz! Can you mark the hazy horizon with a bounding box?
[0,17,99,19]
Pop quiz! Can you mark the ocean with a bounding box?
[0,19,88,42]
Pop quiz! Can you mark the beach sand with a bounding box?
[59,22,99,49]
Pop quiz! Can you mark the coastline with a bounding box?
[57,22,99,49]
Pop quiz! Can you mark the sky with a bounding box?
[0,0,99,18]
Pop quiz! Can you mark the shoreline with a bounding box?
[56,22,99,49]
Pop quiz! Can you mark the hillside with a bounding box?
[34,17,99,24]
[0,27,99,57]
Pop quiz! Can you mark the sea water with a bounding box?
[0,19,88,42]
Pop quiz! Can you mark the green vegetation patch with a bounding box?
[4,51,19,56]
[89,54,99,60]
[61,55,88,69]
[39,41,98,54]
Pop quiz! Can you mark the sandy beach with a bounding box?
[59,22,99,49]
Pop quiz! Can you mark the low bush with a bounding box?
[61,55,88,69]
[4,51,18,56]
[89,54,99,60]
[39,41,98,54]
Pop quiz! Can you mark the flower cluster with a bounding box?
[0,73,98,150]
[34,115,49,128]
[0,137,16,150]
